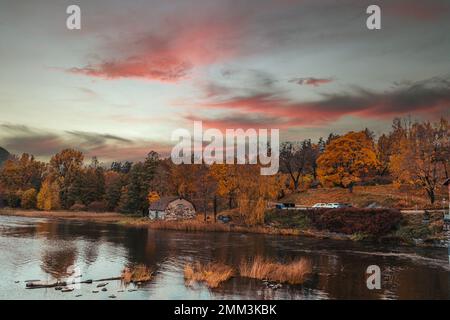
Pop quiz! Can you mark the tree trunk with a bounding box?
[427,188,435,204]
[213,196,217,222]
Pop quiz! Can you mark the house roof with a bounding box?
[149,196,179,211]
[444,178,450,186]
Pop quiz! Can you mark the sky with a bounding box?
[0,0,449,162]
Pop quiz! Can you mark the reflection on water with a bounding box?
[0,215,448,300]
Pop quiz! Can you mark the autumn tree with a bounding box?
[0,153,45,192]
[82,157,105,204]
[0,153,45,207]
[317,131,379,192]
[170,163,199,200]
[49,149,84,209]
[194,164,217,221]
[390,119,448,204]
[105,170,127,211]
[147,191,160,204]
[234,165,283,225]
[210,164,239,209]
[376,118,408,177]
[37,178,61,210]
[21,188,37,209]
[117,162,147,214]
[280,140,320,190]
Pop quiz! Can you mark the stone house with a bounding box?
[148,196,196,221]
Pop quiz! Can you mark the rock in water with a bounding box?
[96,282,108,288]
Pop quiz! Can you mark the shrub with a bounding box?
[306,208,402,236]
[21,188,37,209]
[394,225,431,242]
[265,209,311,229]
[87,200,108,212]
[69,203,87,211]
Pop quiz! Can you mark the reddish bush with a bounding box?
[306,208,402,236]
[87,200,108,212]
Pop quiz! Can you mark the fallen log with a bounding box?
[26,277,120,289]
[26,281,67,289]
[94,277,121,282]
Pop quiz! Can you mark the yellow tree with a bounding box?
[317,131,379,193]
[234,165,283,225]
[210,164,239,209]
[37,178,61,211]
[147,191,160,204]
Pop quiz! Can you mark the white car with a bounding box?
[312,203,328,208]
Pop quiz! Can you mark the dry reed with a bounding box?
[121,264,152,283]
[239,256,311,284]
[184,262,234,288]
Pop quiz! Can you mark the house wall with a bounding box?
[148,210,166,220]
[164,199,196,220]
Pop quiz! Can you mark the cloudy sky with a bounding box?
[0,0,449,162]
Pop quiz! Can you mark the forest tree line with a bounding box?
[0,117,448,224]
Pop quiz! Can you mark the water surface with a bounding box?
[0,215,449,299]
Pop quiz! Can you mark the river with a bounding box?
[0,215,448,299]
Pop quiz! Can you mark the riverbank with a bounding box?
[0,208,446,247]
[0,208,353,240]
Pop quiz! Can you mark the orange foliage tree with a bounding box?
[317,131,379,193]
[37,178,61,210]
[390,119,449,204]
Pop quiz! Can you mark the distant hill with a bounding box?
[0,147,10,166]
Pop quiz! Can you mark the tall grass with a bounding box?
[147,220,302,236]
[184,262,234,288]
[239,256,311,284]
[121,264,152,283]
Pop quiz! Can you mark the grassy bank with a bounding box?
[281,185,446,209]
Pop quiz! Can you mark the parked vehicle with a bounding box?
[312,203,352,209]
[275,203,286,209]
[217,215,232,223]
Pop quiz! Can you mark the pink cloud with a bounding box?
[186,77,450,129]
[68,14,246,82]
